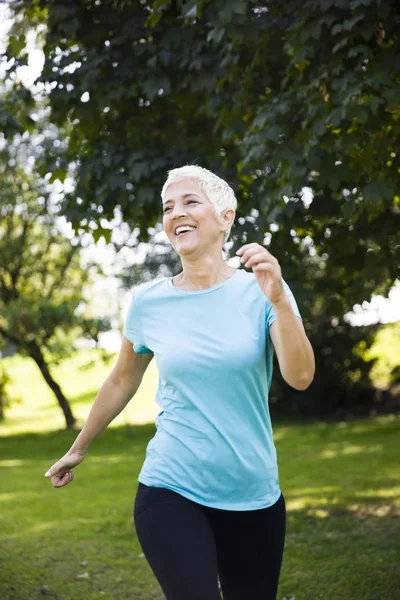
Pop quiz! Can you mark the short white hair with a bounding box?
[161,165,237,243]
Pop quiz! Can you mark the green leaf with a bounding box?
[49,168,67,183]
[341,200,357,219]
[349,0,374,7]
[253,113,268,129]
[319,0,335,10]
[383,87,400,107]
[218,4,234,22]
[332,38,348,53]
[94,228,112,243]
[207,26,225,43]
[348,45,369,58]
[232,0,247,15]
[331,23,343,36]
[363,182,395,204]
[343,14,364,31]
[7,35,27,58]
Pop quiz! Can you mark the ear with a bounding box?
[219,209,236,233]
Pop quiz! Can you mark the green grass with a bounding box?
[0,349,160,435]
[1,350,399,599]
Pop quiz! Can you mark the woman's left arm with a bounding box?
[236,242,315,391]
[269,300,315,390]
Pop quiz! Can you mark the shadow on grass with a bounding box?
[0,422,156,459]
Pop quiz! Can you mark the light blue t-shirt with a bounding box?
[124,268,302,510]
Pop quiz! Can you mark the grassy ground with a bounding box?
[1,350,399,600]
[0,349,160,435]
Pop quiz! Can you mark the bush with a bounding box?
[270,320,381,420]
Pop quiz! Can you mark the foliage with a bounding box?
[118,227,181,289]
[0,147,110,360]
[2,0,399,416]
[360,321,400,388]
[270,319,381,419]
[2,0,398,295]
[0,145,111,425]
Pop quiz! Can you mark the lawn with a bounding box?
[0,350,399,600]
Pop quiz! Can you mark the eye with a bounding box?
[163,206,172,214]
[186,199,198,205]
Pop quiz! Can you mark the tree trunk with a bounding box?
[30,344,77,429]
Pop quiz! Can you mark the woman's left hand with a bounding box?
[236,243,287,305]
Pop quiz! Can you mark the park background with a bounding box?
[0,1,399,599]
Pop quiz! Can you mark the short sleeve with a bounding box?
[266,279,303,329]
[123,289,153,354]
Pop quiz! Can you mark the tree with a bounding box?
[2,0,399,417]
[0,146,111,428]
[2,0,398,294]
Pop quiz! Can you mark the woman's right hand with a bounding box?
[44,451,86,488]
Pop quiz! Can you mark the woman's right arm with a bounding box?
[44,336,153,488]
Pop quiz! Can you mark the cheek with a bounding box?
[163,215,171,231]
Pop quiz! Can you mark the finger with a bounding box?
[51,473,65,487]
[247,247,278,264]
[244,252,273,269]
[240,247,278,266]
[51,468,69,484]
[45,461,63,478]
[45,465,56,478]
[252,263,276,272]
[239,247,267,264]
[45,457,70,478]
[244,250,279,265]
[51,475,63,488]
[52,470,72,488]
[236,243,261,256]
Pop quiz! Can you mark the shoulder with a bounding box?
[133,277,169,297]
[127,277,169,310]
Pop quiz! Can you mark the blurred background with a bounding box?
[0,2,399,599]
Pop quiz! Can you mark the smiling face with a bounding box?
[163,178,232,257]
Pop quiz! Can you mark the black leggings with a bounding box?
[133,482,286,600]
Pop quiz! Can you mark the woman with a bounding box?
[45,165,315,600]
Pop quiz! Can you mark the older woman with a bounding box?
[45,165,315,600]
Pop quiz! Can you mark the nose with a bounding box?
[170,203,187,219]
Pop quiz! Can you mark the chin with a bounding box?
[175,241,200,257]
[176,246,197,257]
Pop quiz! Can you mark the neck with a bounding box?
[174,251,235,291]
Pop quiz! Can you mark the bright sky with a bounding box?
[1,6,399,351]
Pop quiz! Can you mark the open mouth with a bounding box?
[175,226,196,238]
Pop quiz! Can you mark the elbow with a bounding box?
[292,379,312,391]
[286,372,314,391]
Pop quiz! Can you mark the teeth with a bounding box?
[176,226,196,235]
